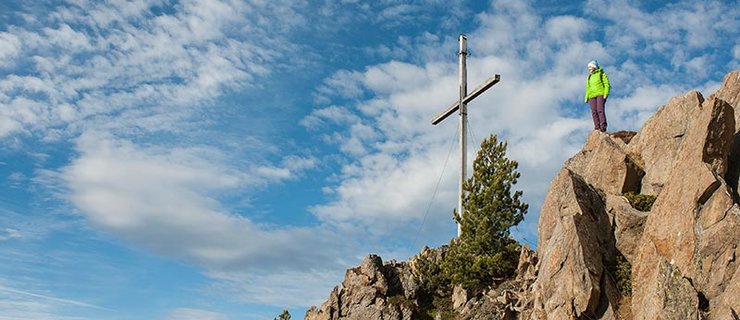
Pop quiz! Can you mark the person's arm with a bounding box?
[602,71,610,99]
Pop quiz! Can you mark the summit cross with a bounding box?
[431,34,500,237]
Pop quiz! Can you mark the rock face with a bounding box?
[630,72,740,320]
[532,70,740,320]
[305,247,535,320]
[532,140,624,320]
[631,96,736,320]
[306,70,740,320]
[604,194,647,263]
[625,91,703,196]
[305,254,418,320]
[715,71,740,205]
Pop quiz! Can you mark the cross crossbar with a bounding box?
[431,74,500,125]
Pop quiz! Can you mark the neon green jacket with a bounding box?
[584,67,610,102]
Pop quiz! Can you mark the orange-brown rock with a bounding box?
[533,70,740,320]
[564,131,639,193]
[713,71,740,207]
[532,169,618,319]
[713,70,740,124]
[605,194,647,263]
[628,88,737,320]
[626,91,704,196]
[304,254,417,320]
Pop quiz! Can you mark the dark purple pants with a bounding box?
[588,96,607,131]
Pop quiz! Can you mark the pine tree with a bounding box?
[275,309,291,320]
[441,134,528,290]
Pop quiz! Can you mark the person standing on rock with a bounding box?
[584,60,610,132]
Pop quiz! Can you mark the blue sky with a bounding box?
[0,0,737,319]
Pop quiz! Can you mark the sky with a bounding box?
[0,0,737,319]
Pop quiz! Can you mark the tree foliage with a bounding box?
[611,252,632,296]
[623,192,656,212]
[275,309,291,320]
[415,246,451,295]
[441,134,528,290]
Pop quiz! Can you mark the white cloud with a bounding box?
[52,0,165,29]
[0,97,48,137]
[311,144,458,231]
[39,131,351,307]
[0,229,21,241]
[509,118,590,168]
[377,4,419,22]
[300,105,360,129]
[0,284,99,320]
[0,285,101,310]
[57,132,338,272]
[314,70,365,103]
[253,155,317,183]
[0,204,73,242]
[0,300,86,320]
[587,0,739,61]
[545,16,589,44]
[363,61,431,95]
[313,1,468,34]
[42,24,92,51]
[0,32,21,68]
[206,268,342,307]
[165,308,229,320]
[0,0,290,140]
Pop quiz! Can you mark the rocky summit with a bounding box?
[305,70,740,320]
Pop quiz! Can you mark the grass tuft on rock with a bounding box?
[624,192,656,212]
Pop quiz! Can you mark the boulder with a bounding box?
[626,91,704,196]
[712,70,740,202]
[712,70,740,121]
[694,177,739,317]
[563,130,643,196]
[383,259,418,302]
[605,194,648,263]
[634,258,701,320]
[452,285,469,311]
[610,130,637,144]
[632,95,737,319]
[304,254,417,320]
[515,244,537,283]
[709,253,740,319]
[458,284,520,320]
[532,169,618,319]
[540,131,642,252]
[699,202,740,317]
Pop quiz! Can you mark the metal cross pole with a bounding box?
[431,34,500,237]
